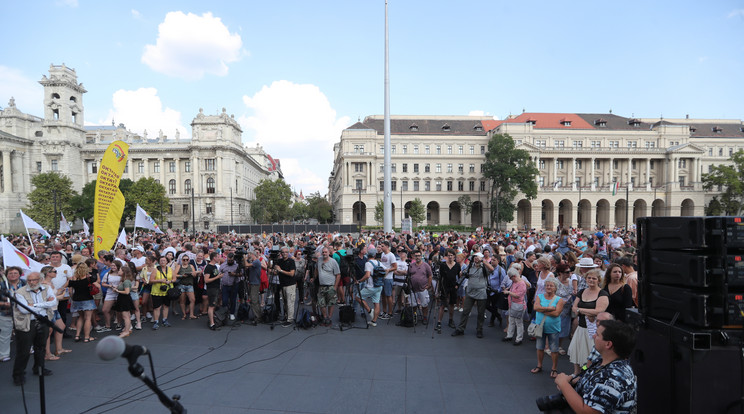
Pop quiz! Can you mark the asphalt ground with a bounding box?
[1,305,573,414]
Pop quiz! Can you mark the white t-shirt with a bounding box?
[130,255,146,270]
[52,263,73,290]
[379,251,396,280]
[363,260,378,289]
[393,260,408,286]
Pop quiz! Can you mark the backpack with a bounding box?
[212,306,229,329]
[398,306,415,327]
[295,308,316,329]
[262,304,278,323]
[338,252,351,279]
[371,260,385,287]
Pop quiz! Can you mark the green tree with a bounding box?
[289,202,309,222]
[458,195,473,216]
[703,150,744,215]
[26,172,78,232]
[69,179,97,222]
[250,178,292,223]
[407,198,426,226]
[124,177,169,225]
[374,200,384,224]
[483,133,539,230]
[306,192,334,224]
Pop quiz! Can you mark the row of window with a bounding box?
[377,163,482,174]
[536,159,694,170]
[708,147,740,157]
[540,176,672,187]
[374,179,486,192]
[131,159,216,174]
[533,140,661,149]
[167,202,244,216]
[377,144,487,155]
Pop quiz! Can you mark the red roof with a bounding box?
[481,119,505,132]
[502,113,595,129]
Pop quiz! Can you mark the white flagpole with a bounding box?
[26,228,36,257]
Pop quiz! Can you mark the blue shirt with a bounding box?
[576,358,637,414]
[534,294,561,334]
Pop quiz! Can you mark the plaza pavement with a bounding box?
[1,308,572,413]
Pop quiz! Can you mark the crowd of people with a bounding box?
[0,225,639,412]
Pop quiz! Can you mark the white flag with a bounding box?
[117,228,127,247]
[83,219,90,237]
[20,210,51,238]
[134,204,164,234]
[59,212,72,233]
[1,235,44,274]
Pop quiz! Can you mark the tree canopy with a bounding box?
[407,198,426,226]
[374,200,385,224]
[305,192,334,224]
[26,172,78,231]
[483,133,539,229]
[702,150,744,215]
[250,178,292,223]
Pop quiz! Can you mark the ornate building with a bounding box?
[0,64,281,234]
[330,113,744,230]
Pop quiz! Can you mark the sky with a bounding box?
[2,0,743,195]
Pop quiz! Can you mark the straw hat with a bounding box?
[575,257,599,268]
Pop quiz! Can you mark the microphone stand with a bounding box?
[0,287,64,414]
[127,357,187,413]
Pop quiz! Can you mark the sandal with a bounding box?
[45,355,60,361]
[530,366,543,374]
[181,316,187,321]
[74,336,81,342]
[84,337,96,343]
[558,348,567,356]
[55,349,72,356]
[550,370,559,378]
[190,315,199,319]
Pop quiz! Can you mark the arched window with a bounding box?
[51,93,60,99]
[206,177,215,194]
[69,96,77,103]
[184,179,192,194]
[168,179,176,195]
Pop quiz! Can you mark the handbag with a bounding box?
[166,284,181,300]
[88,280,100,296]
[527,317,546,338]
[508,302,525,318]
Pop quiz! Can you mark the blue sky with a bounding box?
[2,0,743,195]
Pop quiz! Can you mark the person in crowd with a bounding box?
[554,319,637,413]
[602,263,633,322]
[139,255,157,322]
[408,250,433,323]
[126,261,143,330]
[531,276,565,378]
[533,256,554,300]
[436,248,460,331]
[312,247,340,326]
[392,249,409,311]
[617,256,638,308]
[273,247,297,328]
[40,266,71,360]
[568,268,609,376]
[98,259,121,333]
[204,252,223,330]
[554,263,573,355]
[68,264,98,343]
[378,241,397,320]
[219,253,241,321]
[12,271,57,385]
[293,249,307,307]
[193,251,208,316]
[452,252,490,339]
[113,265,135,337]
[572,257,598,296]
[502,267,527,344]
[150,256,175,330]
[49,251,72,334]
[356,250,383,327]
[1,267,26,362]
[244,250,262,325]
[487,253,507,328]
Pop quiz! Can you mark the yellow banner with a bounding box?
[94,141,129,259]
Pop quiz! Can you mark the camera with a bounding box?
[535,393,569,412]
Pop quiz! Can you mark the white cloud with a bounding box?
[468,110,487,116]
[101,88,188,139]
[728,9,744,18]
[142,11,243,80]
[0,66,43,114]
[131,9,143,20]
[239,80,350,194]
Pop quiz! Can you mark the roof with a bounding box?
[502,113,596,129]
[481,119,504,132]
[346,121,373,130]
[357,117,488,136]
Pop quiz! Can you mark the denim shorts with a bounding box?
[536,332,560,352]
[360,286,382,304]
[180,285,194,293]
[71,299,97,312]
[52,310,61,322]
[130,291,140,301]
[383,279,393,296]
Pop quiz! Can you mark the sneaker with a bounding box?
[368,320,377,327]
[162,320,171,327]
[436,322,442,331]
[448,320,456,329]
[281,321,292,328]
[378,313,389,320]
[115,324,123,331]
[229,314,236,321]
[545,349,552,355]
[146,312,153,320]
[368,309,374,320]
[476,330,483,338]
[96,326,111,333]
[94,325,105,331]
[130,315,136,321]
[209,324,216,330]
[152,323,159,330]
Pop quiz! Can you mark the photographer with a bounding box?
[219,253,240,321]
[244,250,261,326]
[451,252,489,338]
[311,247,340,326]
[550,320,637,413]
[273,247,296,328]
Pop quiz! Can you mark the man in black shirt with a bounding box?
[204,252,222,330]
[273,247,296,328]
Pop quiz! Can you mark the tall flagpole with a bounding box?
[383,0,392,232]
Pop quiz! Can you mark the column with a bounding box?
[158,157,165,185]
[192,155,200,193]
[671,156,677,189]
[216,156,223,194]
[572,157,577,190]
[553,157,558,187]
[646,158,651,190]
[591,157,596,191]
[609,157,614,186]
[175,157,181,195]
[126,158,133,180]
[2,150,11,193]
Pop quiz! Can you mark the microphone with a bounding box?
[96,335,149,362]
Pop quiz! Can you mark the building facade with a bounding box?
[0,64,280,234]
[330,113,744,230]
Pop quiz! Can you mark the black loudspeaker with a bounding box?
[338,305,355,324]
[631,317,744,414]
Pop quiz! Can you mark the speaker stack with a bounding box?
[632,216,744,413]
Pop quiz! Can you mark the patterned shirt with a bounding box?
[575,358,637,414]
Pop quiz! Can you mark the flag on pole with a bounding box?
[94,141,129,259]
[83,219,90,237]
[117,228,127,247]
[611,181,619,196]
[19,210,51,238]
[135,204,164,234]
[59,212,72,233]
[1,235,44,274]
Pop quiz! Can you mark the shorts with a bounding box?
[71,299,97,312]
[93,291,103,301]
[441,288,458,305]
[141,284,152,294]
[130,291,140,301]
[180,284,195,293]
[317,286,337,308]
[52,310,61,323]
[382,279,393,296]
[536,332,560,352]
[360,286,382,304]
[151,295,169,309]
[207,288,220,307]
[341,276,352,287]
[409,290,430,308]
[393,284,406,298]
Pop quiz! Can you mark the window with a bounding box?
[184,179,192,194]
[591,141,601,148]
[447,163,453,173]
[594,177,599,187]
[469,181,475,191]
[402,181,408,191]
[355,179,363,189]
[204,221,209,229]
[206,203,213,214]
[124,164,128,174]
[154,161,160,173]
[413,145,419,154]
[573,141,583,148]
[36,162,42,172]
[91,162,98,174]
[557,160,564,169]
[413,181,419,191]
[539,176,545,187]
[391,164,396,173]
[647,142,656,149]
[402,163,408,173]
[354,162,364,172]
[205,159,216,171]
[413,163,419,173]
[206,177,215,194]
[425,181,431,191]
[183,204,189,215]
[594,160,600,169]
[539,160,545,169]
[480,181,486,191]
[650,161,654,170]
[436,145,441,155]
[535,140,546,148]
[184,221,189,231]
[138,162,144,173]
[469,164,475,173]
[168,179,176,195]
[447,181,453,191]
[402,145,408,154]
[470,146,475,155]
[380,180,384,189]
[354,144,365,153]
[425,145,430,154]
[458,145,463,154]
[678,159,687,168]
[168,204,174,214]
[379,163,384,173]
[447,145,453,154]
[379,145,384,154]
[436,163,442,173]
[480,145,486,154]
[576,160,583,169]
[185,160,191,172]
[481,164,485,173]
[554,140,565,148]
[457,181,464,191]
[679,176,685,187]
[631,177,636,186]
[169,161,176,173]
[436,181,442,191]
[555,178,563,187]
[425,163,431,173]
[708,148,713,156]
[391,181,397,191]
[730,148,734,156]
[51,160,58,171]
[609,141,619,149]
[720,148,724,156]
[458,164,464,173]
[613,160,618,169]
[627,141,637,148]
[392,145,396,154]
[632,160,637,170]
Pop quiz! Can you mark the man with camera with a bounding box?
[408,250,433,323]
[311,247,340,326]
[451,252,492,338]
[219,253,241,321]
[273,247,296,328]
[547,319,637,413]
